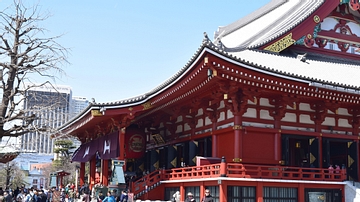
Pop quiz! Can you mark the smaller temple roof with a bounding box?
[0,145,20,164]
[214,0,325,50]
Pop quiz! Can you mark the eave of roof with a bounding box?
[58,37,212,132]
[215,0,325,50]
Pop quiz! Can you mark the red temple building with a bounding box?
[57,1,360,201]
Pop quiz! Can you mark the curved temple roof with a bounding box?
[59,0,360,134]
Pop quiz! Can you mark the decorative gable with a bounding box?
[294,3,360,55]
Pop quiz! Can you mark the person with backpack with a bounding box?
[25,189,35,202]
[102,191,115,202]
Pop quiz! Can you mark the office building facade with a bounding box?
[20,84,72,154]
[71,96,89,118]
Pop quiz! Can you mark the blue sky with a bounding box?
[3,0,270,103]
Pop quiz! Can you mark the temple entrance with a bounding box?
[323,138,358,181]
[196,137,212,157]
[282,135,358,180]
[282,134,318,168]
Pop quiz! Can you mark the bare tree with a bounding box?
[0,162,27,189]
[0,0,69,142]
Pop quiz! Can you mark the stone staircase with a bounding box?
[345,181,360,202]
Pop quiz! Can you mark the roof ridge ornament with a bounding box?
[202,32,213,46]
[297,53,307,62]
[215,39,225,51]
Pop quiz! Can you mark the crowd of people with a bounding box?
[0,186,55,202]
[0,183,86,202]
[0,184,130,202]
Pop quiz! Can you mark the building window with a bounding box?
[227,186,256,202]
[263,187,297,202]
[305,188,341,202]
[33,179,38,184]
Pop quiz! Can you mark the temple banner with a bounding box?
[98,131,120,159]
[125,127,145,159]
[72,131,120,162]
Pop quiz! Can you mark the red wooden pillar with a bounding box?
[212,133,217,157]
[79,162,85,187]
[274,131,281,163]
[298,184,305,202]
[180,184,185,202]
[118,129,125,160]
[200,183,205,201]
[59,176,63,188]
[256,182,263,202]
[233,114,242,162]
[318,135,323,168]
[219,180,227,202]
[212,122,217,157]
[102,159,109,186]
[357,140,360,182]
[90,157,96,190]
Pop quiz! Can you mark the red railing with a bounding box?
[131,163,346,197]
[226,163,346,181]
[164,163,221,179]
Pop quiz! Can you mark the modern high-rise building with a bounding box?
[20,84,72,154]
[71,96,89,118]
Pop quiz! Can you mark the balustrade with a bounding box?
[131,163,347,197]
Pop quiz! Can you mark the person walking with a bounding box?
[172,191,180,202]
[97,191,105,202]
[16,190,26,202]
[119,191,128,202]
[184,192,196,202]
[3,191,12,202]
[68,188,75,202]
[102,192,115,202]
[81,190,90,202]
[201,189,214,202]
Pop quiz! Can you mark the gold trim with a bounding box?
[313,15,320,23]
[142,102,152,110]
[224,94,228,100]
[233,158,242,162]
[264,33,296,53]
[204,57,208,64]
[213,69,217,76]
[233,125,242,130]
[91,110,102,117]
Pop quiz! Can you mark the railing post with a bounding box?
[342,168,346,181]
[220,156,227,177]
